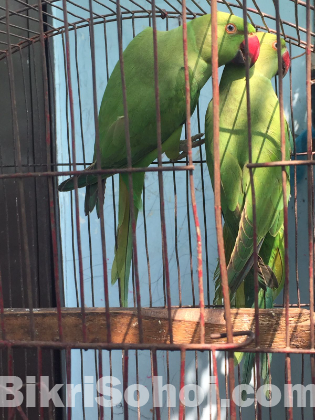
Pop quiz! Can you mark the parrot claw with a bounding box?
[171,133,204,162]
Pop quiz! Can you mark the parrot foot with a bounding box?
[171,133,204,161]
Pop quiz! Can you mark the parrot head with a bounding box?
[254,32,291,79]
[277,48,291,78]
[191,12,259,68]
[230,34,261,67]
[216,12,260,68]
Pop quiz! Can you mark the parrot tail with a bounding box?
[58,161,99,192]
[261,353,273,400]
[216,226,284,401]
[240,287,273,401]
[240,352,255,400]
[213,224,276,305]
[213,223,235,305]
[111,173,144,307]
[58,161,107,217]
[239,230,285,401]
[240,353,272,401]
[84,181,106,217]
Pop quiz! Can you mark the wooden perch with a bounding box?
[0,307,312,349]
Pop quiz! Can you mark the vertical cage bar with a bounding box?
[73,24,96,312]
[208,351,213,420]
[212,350,221,419]
[60,32,81,314]
[286,355,293,413]
[103,17,120,309]
[288,40,301,307]
[150,351,155,420]
[242,1,261,418]
[150,0,173,342]
[301,354,305,420]
[98,350,104,420]
[196,102,211,306]
[166,351,171,420]
[116,0,143,340]
[88,0,111,342]
[109,351,114,420]
[62,0,87,342]
[179,349,186,420]
[5,0,35,340]
[284,358,289,420]
[37,347,44,420]
[253,363,257,419]
[79,349,87,420]
[268,354,272,420]
[274,1,293,419]
[185,161,195,307]
[66,348,72,420]
[172,167,182,307]
[135,350,141,420]
[7,346,13,420]
[274,0,291,350]
[182,0,205,341]
[123,350,129,420]
[142,185,153,307]
[237,364,242,420]
[225,351,229,419]
[211,1,236,416]
[152,349,161,420]
[306,0,315,416]
[37,0,63,342]
[195,351,200,420]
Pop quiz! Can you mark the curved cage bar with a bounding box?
[0,0,314,58]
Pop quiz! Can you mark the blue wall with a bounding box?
[52,0,313,418]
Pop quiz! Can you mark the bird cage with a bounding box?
[0,0,314,419]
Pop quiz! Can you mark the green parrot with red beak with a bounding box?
[205,31,291,394]
[58,12,260,306]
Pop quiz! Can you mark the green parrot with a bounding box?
[58,12,259,307]
[205,32,291,394]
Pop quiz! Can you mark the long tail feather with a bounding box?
[213,224,235,305]
[240,287,273,400]
[261,353,272,399]
[58,162,97,192]
[260,287,273,399]
[111,173,144,307]
[241,352,256,400]
[240,351,272,401]
[215,214,285,402]
[84,180,106,216]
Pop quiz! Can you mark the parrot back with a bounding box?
[96,24,208,170]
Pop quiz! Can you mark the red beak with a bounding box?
[281,50,291,77]
[231,34,260,67]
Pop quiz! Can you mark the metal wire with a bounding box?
[0,0,314,418]
[0,1,314,58]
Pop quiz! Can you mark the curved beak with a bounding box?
[231,34,260,67]
[280,50,291,78]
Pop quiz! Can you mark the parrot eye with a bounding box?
[225,23,237,34]
[272,41,278,50]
